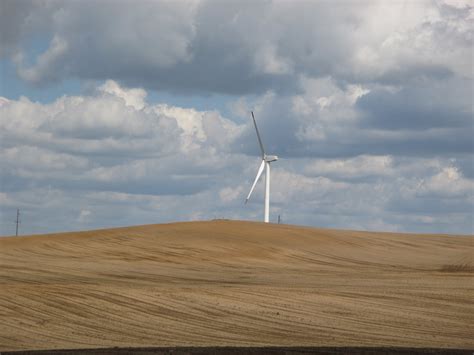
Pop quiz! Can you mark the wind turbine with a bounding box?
[245,111,278,223]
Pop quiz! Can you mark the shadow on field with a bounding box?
[3,347,473,355]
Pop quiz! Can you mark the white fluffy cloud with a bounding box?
[419,166,474,198]
[1,81,472,235]
[304,156,394,180]
[0,1,472,235]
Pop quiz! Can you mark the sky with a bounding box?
[0,0,472,236]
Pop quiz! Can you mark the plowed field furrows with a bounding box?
[0,220,472,351]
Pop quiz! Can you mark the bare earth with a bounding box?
[0,220,472,352]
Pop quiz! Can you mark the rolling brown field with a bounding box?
[0,220,472,352]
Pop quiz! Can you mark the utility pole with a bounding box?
[278,214,281,224]
[15,209,20,236]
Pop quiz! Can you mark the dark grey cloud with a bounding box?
[235,98,301,158]
[357,79,472,131]
[457,156,474,179]
[0,0,28,55]
[4,0,471,94]
[233,76,472,161]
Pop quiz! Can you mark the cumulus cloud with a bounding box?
[99,80,147,110]
[0,1,472,235]
[0,81,239,194]
[4,0,199,85]
[304,155,394,180]
[419,166,474,198]
[233,75,472,161]
[2,0,472,93]
[1,80,472,235]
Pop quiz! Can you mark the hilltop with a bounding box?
[0,220,472,352]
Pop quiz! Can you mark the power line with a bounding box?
[15,209,20,236]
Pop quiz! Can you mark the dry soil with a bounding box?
[0,220,472,351]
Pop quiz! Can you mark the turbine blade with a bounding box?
[251,111,265,158]
[245,160,265,203]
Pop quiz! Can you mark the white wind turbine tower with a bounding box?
[245,111,278,223]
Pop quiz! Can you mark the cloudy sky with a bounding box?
[0,0,472,235]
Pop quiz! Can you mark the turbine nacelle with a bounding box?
[264,155,278,163]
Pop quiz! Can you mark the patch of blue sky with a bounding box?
[147,91,261,124]
[148,91,233,118]
[1,59,82,103]
[1,34,83,103]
